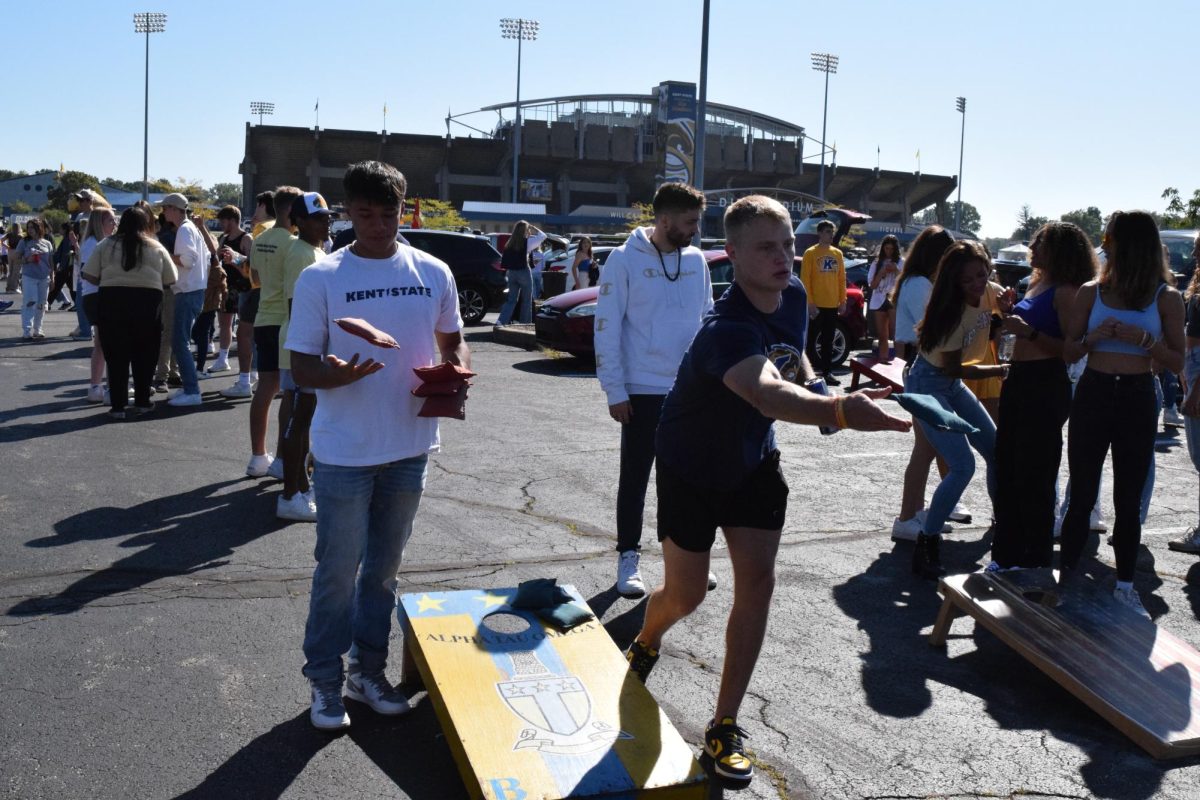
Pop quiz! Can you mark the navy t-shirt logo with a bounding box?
[768,343,805,383]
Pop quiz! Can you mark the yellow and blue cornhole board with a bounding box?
[398,587,708,799]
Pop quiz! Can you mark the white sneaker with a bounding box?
[267,457,285,481]
[277,492,317,522]
[1168,526,1200,554]
[1113,586,1151,620]
[707,571,718,591]
[220,381,253,398]
[207,356,230,373]
[891,516,922,542]
[303,489,318,515]
[616,550,646,598]
[86,385,104,404]
[246,453,274,477]
[250,370,259,385]
[309,680,350,730]
[948,503,972,524]
[1164,407,1184,428]
[916,509,952,534]
[208,341,218,355]
[345,669,410,716]
[167,392,202,407]
[1089,508,1108,532]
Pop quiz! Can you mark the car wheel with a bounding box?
[810,320,851,367]
[457,283,488,326]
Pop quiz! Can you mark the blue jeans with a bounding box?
[497,267,532,325]
[1185,350,1200,478]
[20,275,48,335]
[531,269,544,300]
[74,281,92,338]
[171,289,204,394]
[301,454,428,683]
[904,356,997,536]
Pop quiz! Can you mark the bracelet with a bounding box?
[1143,335,1158,351]
[834,397,848,429]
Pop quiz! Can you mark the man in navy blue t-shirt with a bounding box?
[623,196,910,788]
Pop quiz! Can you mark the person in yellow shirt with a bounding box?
[220,191,274,399]
[244,186,302,478]
[800,220,847,383]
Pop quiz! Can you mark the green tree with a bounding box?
[102,177,141,193]
[41,208,69,233]
[1161,187,1200,229]
[10,200,32,214]
[1059,206,1104,243]
[0,169,27,181]
[1011,204,1048,241]
[44,170,103,211]
[405,199,468,231]
[916,201,981,235]
[208,182,242,208]
[625,202,654,231]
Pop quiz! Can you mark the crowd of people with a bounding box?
[4,173,1200,790]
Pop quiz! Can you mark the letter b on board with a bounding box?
[489,778,526,800]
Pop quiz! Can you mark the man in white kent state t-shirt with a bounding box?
[285,161,470,731]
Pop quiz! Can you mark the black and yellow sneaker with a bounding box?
[704,716,753,785]
[625,639,659,683]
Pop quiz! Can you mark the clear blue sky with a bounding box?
[15,0,1196,237]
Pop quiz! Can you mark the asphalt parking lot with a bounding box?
[3,305,1200,800]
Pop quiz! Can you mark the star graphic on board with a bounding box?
[415,594,447,614]
[473,593,510,609]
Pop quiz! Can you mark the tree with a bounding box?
[44,170,103,211]
[10,200,32,214]
[1011,204,1048,241]
[0,169,26,181]
[403,199,468,231]
[1161,187,1200,229]
[208,182,242,208]
[102,177,141,193]
[625,202,654,231]
[1059,206,1104,243]
[916,201,981,235]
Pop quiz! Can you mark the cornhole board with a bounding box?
[931,570,1200,759]
[848,355,906,392]
[398,587,708,799]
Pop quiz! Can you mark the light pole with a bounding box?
[133,12,166,202]
[811,52,838,202]
[250,101,275,126]
[955,96,966,233]
[693,0,710,245]
[500,17,539,204]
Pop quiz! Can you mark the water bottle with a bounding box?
[804,377,841,435]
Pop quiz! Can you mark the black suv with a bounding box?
[399,229,507,325]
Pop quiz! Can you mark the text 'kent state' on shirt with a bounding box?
[344,286,435,303]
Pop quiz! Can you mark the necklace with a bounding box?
[651,239,682,282]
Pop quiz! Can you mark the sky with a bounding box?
[12,0,1198,238]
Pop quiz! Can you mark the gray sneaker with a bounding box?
[1113,586,1151,620]
[309,680,350,730]
[345,670,410,716]
[1168,527,1200,554]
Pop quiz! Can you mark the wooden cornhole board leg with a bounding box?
[931,572,1200,759]
[398,587,708,799]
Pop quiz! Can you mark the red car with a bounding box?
[534,250,867,364]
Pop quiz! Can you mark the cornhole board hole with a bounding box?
[848,355,906,392]
[931,570,1200,759]
[398,587,708,799]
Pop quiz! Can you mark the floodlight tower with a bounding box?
[133,12,167,202]
[250,101,275,126]
[811,52,839,201]
[955,96,967,232]
[500,17,539,203]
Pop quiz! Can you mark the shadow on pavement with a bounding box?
[833,532,1192,799]
[511,357,595,377]
[8,478,284,616]
[171,698,462,800]
[588,586,647,650]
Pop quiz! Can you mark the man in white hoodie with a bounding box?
[595,182,713,598]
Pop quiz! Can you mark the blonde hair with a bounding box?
[723,195,792,244]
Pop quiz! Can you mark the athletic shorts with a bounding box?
[279,368,314,395]
[82,294,100,327]
[222,288,238,315]
[656,450,789,553]
[253,325,281,372]
[237,288,260,324]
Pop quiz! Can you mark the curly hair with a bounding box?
[1029,221,1097,289]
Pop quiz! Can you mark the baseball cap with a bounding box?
[292,192,336,218]
[72,189,98,202]
[160,193,189,211]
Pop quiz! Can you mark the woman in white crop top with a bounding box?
[1059,210,1184,617]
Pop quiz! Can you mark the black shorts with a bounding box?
[237,288,260,324]
[656,450,789,553]
[253,324,281,372]
[222,288,239,314]
[82,293,100,327]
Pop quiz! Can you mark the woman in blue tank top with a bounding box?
[1060,211,1185,617]
[988,222,1096,571]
